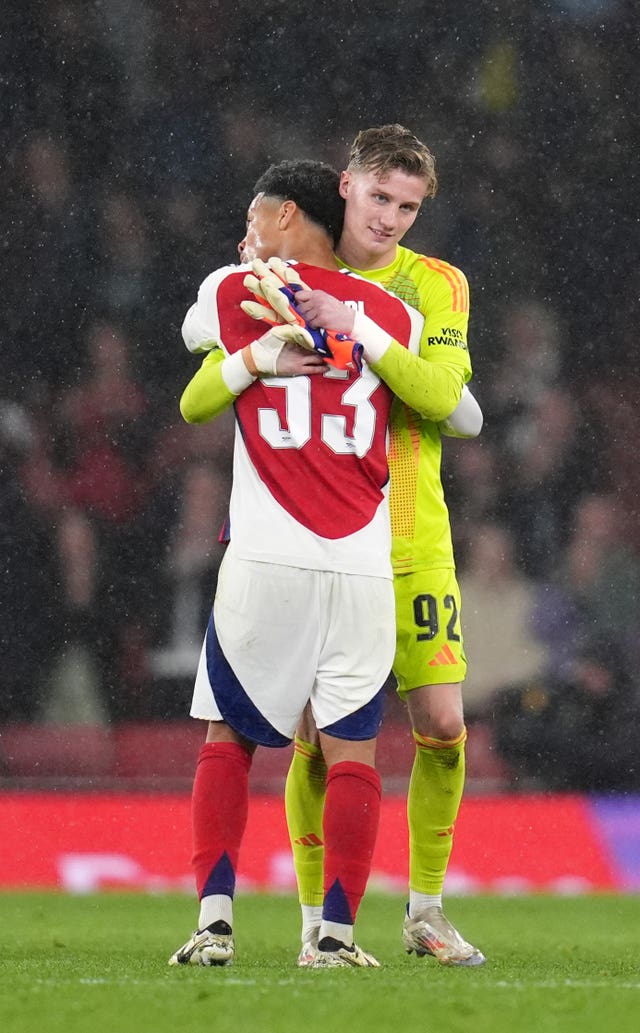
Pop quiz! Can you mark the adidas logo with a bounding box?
[294,833,324,847]
[428,644,458,666]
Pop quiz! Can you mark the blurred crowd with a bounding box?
[1,0,639,791]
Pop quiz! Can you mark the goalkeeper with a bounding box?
[255,126,486,968]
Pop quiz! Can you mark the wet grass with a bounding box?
[1,892,638,1033]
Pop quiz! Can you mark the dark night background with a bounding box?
[1,0,639,791]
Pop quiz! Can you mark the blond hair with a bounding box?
[347,124,438,198]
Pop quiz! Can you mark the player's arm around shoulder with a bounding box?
[354,307,468,424]
[180,349,239,424]
[414,257,482,437]
[306,266,468,423]
[413,254,472,373]
[359,253,481,427]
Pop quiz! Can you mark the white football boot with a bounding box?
[310,937,380,969]
[402,906,485,967]
[297,938,320,967]
[168,921,235,967]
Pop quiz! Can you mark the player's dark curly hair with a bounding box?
[253,160,344,246]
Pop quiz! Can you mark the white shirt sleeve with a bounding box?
[181,264,240,353]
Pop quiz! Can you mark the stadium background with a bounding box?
[1,0,639,892]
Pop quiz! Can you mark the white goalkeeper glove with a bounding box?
[242,258,364,371]
[242,257,311,328]
[245,324,319,377]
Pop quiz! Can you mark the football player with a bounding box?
[276,126,486,967]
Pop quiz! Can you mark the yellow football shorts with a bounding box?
[393,567,467,696]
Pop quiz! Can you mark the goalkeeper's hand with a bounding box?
[243,303,363,371]
[314,328,364,372]
[241,257,363,371]
[242,257,310,329]
[243,325,325,377]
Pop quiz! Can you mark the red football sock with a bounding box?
[322,761,381,924]
[191,741,252,900]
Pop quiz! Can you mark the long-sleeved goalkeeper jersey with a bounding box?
[338,246,473,573]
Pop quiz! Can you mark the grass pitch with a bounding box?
[1,892,638,1033]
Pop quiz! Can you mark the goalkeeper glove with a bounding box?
[245,324,319,376]
[243,257,310,328]
[314,328,364,372]
[241,257,364,371]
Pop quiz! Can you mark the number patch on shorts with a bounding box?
[412,593,461,642]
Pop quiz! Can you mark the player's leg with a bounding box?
[406,681,466,905]
[169,719,255,967]
[171,554,316,967]
[307,570,394,969]
[283,703,326,964]
[312,732,381,968]
[395,569,485,966]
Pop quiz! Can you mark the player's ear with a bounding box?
[278,200,297,228]
[338,171,351,199]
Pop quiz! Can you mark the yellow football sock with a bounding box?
[407,728,466,896]
[284,736,327,906]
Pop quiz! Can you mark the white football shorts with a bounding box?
[190,550,395,745]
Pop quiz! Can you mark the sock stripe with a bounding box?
[413,727,467,750]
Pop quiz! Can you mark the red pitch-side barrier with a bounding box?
[1,791,637,893]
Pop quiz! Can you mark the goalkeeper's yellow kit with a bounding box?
[336,247,472,899]
[339,245,472,577]
[286,247,477,907]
